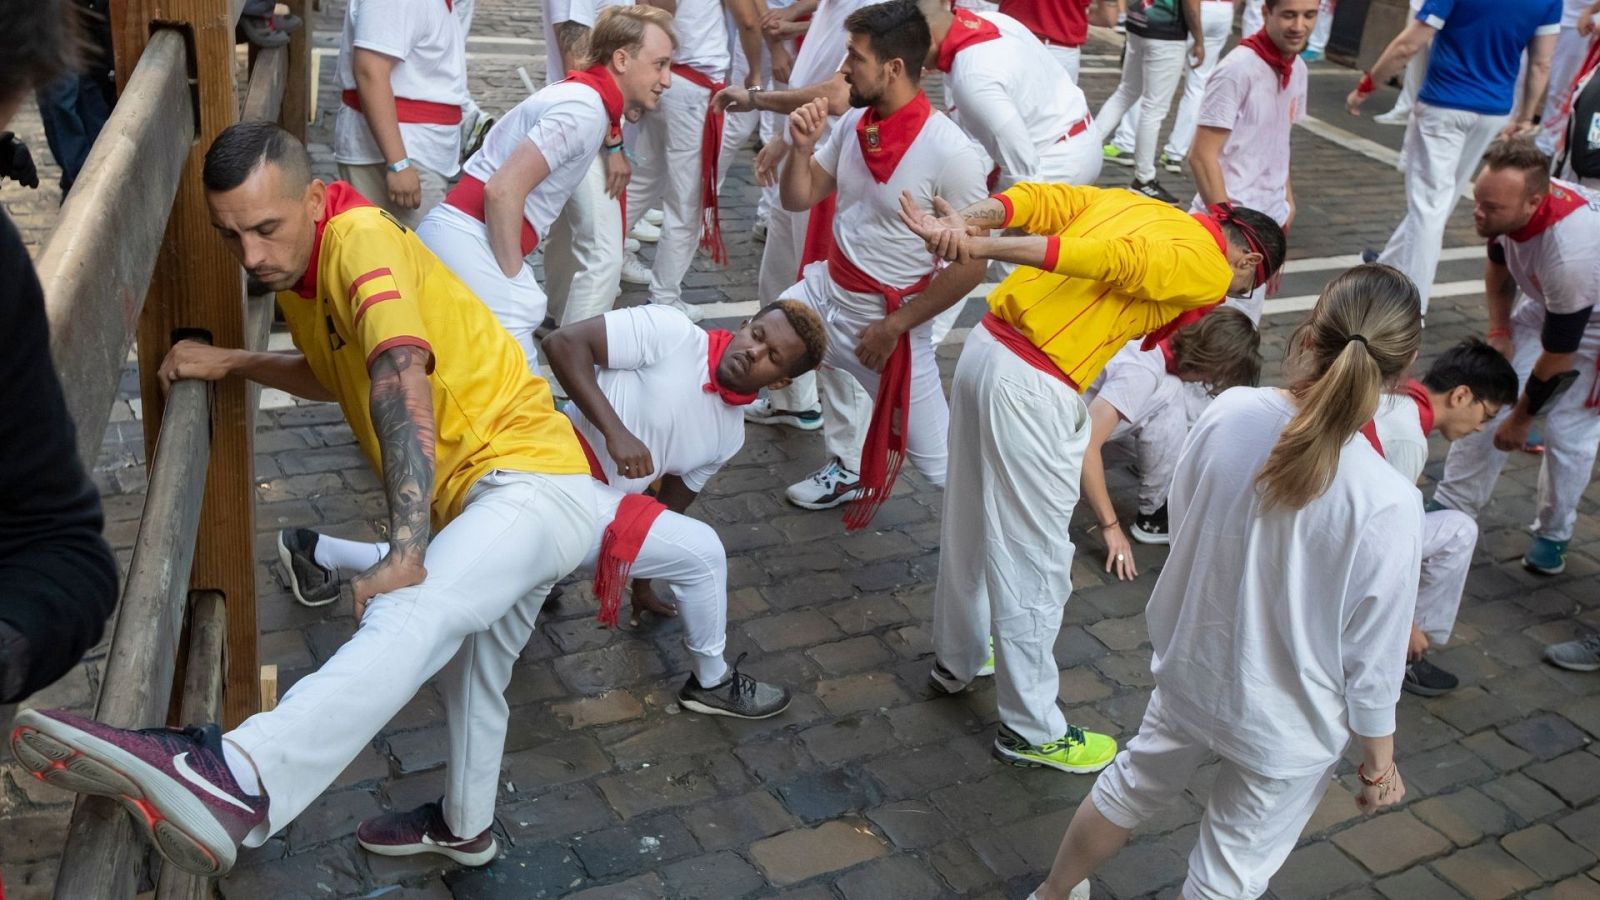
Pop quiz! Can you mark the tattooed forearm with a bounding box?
[369,346,437,562]
[556,21,591,71]
[960,198,1006,230]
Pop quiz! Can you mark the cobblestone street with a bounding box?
[2,5,1599,899]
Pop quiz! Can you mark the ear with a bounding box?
[1238,250,1263,276]
[1448,384,1474,408]
[307,178,327,220]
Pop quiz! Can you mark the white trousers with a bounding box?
[1435,303,1600,542]
[229,472,596,843]
[625,78,715,307]
[1537,26,1592,155]
[1108,398,1189,516]
[544,153,624,330]
[781,264,952,485]
[1377,102,1507,314]
[1307,0,1335,54]
[339,161,449,231]
[1092,689,1335,900]
[1110,2,1234,162]
[933,326,1089,745]
[1032,132,1106,188]
[1381,51,1427,120]
[1416,508,1474,645]
[1046,44,1082,85]
[1095,34,1191,182]
[758,206,805,305]
[718,35,785,224]
[417,206,548,372]
[1242,0,1264,38]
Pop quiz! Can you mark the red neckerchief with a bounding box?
[1238,29,1295,90]
[564,64,626,144]
[1358,420,1384,457]
[1405,378,1435,435]
[292,181,375,299]
[703,329,758,406]
[1508,183,1588,242]
[1139,210,1228,351]
[1157,337,1178,375]
[856,92,933,184]
[935,9,1002,73]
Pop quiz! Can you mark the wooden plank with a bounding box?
[52,379,212,900]
[259,665,279,712]
[152,592,227,900]
[114,0,260,731]
[281,0,312,140]
[240,44,287,123]
[33,31,193,468]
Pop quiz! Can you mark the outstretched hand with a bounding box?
[897,192,977,263]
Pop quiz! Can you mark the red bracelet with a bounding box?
[1487,326,1512,339]
[1357,762,1395,787]
[1357,73,1376,95]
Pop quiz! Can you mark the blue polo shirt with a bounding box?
[1417,0,1562,116]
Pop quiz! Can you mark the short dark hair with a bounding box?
[1221,205,1288,283]
[760,300,828,377]
[0,0,82,102]
[1421,337,1519,407]
[844,0,931,81]
[202,121,312,194]
[1482,137,1553,197]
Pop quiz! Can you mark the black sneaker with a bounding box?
[276,528,339,607]
[677,653,792,719]
[1130,504,1170,545]
[358,801,498,867]
[1402,659,1459,697]
[1130,179,1179,205]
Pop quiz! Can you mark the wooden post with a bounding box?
[112,0,259,729]
[281,0,312,142]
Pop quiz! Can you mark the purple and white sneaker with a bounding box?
[357,801,498,866]
[9,708,266,876]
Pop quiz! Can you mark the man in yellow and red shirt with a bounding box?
[12,122,596,876]
[896,182,1284,775]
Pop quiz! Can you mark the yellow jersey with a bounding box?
[279,183,588,527]
[988,182,1234,390]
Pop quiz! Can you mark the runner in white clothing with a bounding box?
[334,0,469,226]
[1435,140,1600,576]
[777,0,988,525]
[1027,265,1424,900]
[1105,0,1234,177]
[920,1,1102,188]
[416,7,676,372]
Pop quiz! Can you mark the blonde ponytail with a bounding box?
[1255,265,1422,510]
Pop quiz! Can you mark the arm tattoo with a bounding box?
[369,346,437,562]
[556,21,591,60]
[961,199,1006,229]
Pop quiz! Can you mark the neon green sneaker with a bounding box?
[994,724,1117,774]
[978,637,995,677]
[1102,143,1133,167]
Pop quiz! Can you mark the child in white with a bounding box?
[1027,265,1422,900]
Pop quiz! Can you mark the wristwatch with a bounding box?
[386,158,413,173]
[745,85,763,110]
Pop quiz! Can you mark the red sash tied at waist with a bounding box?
[340,89,463,125]
[670,64,730,265]
[443,175,540,257]
[570,424,668,628]
[981,312,1079,391]
[828,246,934,532]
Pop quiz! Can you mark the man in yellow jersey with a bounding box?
[11,122,597,876]
[896,183,1285,775]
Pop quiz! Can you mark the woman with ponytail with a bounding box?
[1027,265,1425,900]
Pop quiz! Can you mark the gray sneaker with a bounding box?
[678,653,791,719]
[277,528,340,607]
[1544,634,1600,672]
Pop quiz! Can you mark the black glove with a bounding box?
[0,132,40,189]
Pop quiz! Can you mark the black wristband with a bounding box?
[1525,369,1580,415]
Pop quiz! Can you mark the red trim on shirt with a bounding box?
[353,290,403,326]
[293,181,376,299]
[349,267,393,296]
[364,336,433,370]
[992,192,1015,226]
[1041,235,1061,272]
[1405,378,1435,435]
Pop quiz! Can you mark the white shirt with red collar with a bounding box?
[334,0,469,176]
[940,10,1092,188]
[1361,381,1434,485]
[672,0,732,80]
[566,305,747,493]
[1188,44,1307,227]
[1492,180,1600,322]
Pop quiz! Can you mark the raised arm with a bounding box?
[726,0,768,89]
[779,98,839,212]
[352,344,436,619]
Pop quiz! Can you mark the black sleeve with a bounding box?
[0,210,118,703]
[1541,306,1593,355]
[1487,240,1506,265]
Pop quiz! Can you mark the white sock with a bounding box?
[692,654,729,688]
[222,739,263,797]
[312,534,388,575]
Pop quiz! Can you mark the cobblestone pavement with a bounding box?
[2,8,1599,899]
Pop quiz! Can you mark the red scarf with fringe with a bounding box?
[671,64,730,264]
[569,426,667,629]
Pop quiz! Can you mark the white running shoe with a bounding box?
[625,236,641,253]
[632,218,662,243]
[654,297,705,323]
[744,396,823,430]
[1373,109,1409,126]
[620,252,653,285]
[644,208,664,226]
[785,458,863,510]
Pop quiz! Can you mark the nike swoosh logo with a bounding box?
[173,752,257,814]
[422,833,475,849]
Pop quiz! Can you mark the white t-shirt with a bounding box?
[1189,47,1307,226]
[1369,392,1430,484]
[674,0,732,80]
[335,0,468,176]
[945,12,1090,188]
[566,305,747,493]
[1148,387,1422,779]
[1088,340,1181,429]
[543,0,633,87]
[1492,180,1600,321]
[813,105,988,294]
[461,80,612,243]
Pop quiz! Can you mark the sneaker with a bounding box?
[1301,48,1323,62]
[1360,248,1380,265]
[929,661,968,694]
[462,114,494,164]
[653,296,705,323]
[977,637,996,677]
[785,458,863,510]
[1423,497,1447,513]
[993,724,1118,775]
[1524,536,1568,575]
[1373,109,1409,126]
[1160,153,1183,175]
[753,219,768,242]
[744,396,824,430]
[1130,179,1179,205]
[631,218,662,243]
[10,709,266,876]
[1114,13,1126,33]
[644,208,664,226]
[1544,634,1600,672]
[1402,659,1459,697]
[277,528,340,607]
[358,801,497,866]
[625,236,642,254]
[1130,504,1170,545]
[678,653,792,719]
[1102,143,1134,167]
[620,252,653,285]
[236,14,290,48]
